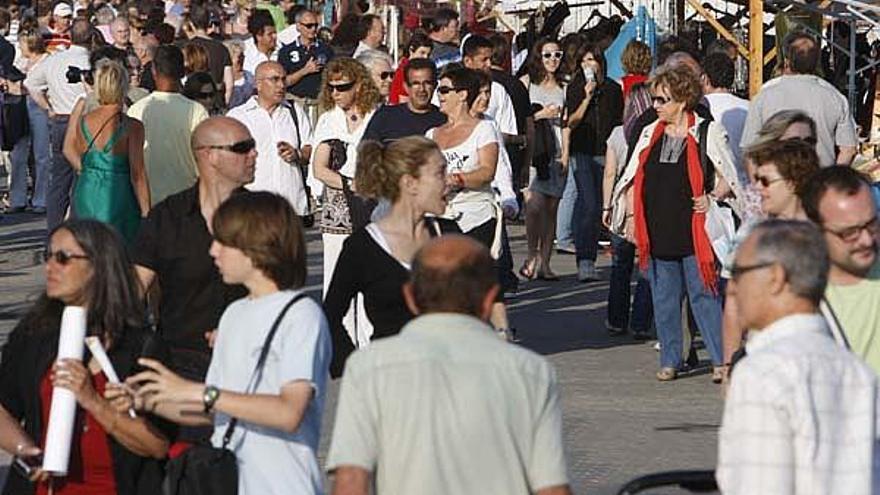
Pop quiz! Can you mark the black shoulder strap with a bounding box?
[699,118,714,194]
[221,292,309,448]
[820,297,852,350]
[287,102,302,146]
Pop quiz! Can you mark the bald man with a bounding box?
[327,236,572,495]
[227,61,312,215]
[133,116,254,386]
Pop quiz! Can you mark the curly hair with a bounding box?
[746,139,821,198]
[622,40,652,75]
[650,65,702,111]
[318,57,383,114]
[356,136,441,201]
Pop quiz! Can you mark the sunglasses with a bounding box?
[197,138,256,154]
[299,22,318,29]
[789,136,818,146]
[379,71,394,80]
[328,81,356,93]
[651,96,671,106]
[44,250,89,265]
[754,175,785,188]
[437,86,464,95]
[542,51,563,60]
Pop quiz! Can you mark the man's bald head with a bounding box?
[255,60,284,78]
[407,236,498,317]
[191,116,256,187]
[191,116,250,152]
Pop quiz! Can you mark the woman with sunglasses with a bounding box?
[561,43,623,281]
[610,66,743,382]
[518,38,566,280]
[311,57,382,346]
[63,59,150,245]
[183,71,224,115]
[356,49,394,102]
[0,219,170,495]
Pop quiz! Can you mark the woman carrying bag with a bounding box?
[123,191,332,495]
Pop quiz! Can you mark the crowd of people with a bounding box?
[1,0,880,493]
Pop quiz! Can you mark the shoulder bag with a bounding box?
[163,293,308,495]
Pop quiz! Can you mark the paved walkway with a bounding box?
[0,213,722,494]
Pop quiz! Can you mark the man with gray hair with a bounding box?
[717,219,880,495]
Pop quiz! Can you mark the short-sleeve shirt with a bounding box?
[740,75,858,167]
[427,120,499,232]
[825,261,880,376]
[278,38,334,99]
[206,290,331,495]
[132,184,247,364]
[326,313,568,495]
[362,103,446,143]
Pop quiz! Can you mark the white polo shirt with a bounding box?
[227,96,312,215]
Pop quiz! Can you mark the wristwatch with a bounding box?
[203,385,221,414]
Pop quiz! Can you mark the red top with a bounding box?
[36,370,117,495]
[622,73,649,100]
[389,57,409,105]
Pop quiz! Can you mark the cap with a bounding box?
[53,3,73,17]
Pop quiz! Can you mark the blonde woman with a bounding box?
[65,59,149,243]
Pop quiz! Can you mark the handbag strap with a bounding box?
[221,293,308,448]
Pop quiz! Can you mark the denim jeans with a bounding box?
[556,153,604,261]
[47,115,73,234]
[9,98,51,208]
[647,255,723,368]
[607,235,653,332]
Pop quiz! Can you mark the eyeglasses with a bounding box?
[651,95,671,106]
[257,75,285,84]
[379,71,394,80]
[196,138,256,154]
[789,136,818,146]
[824,216,880,243]
[729,261,775,280]
[754,175,786,188]
[542,51,563,60]
[298,22,318,30]
[437,86,464,95]
[328,81,356,93]
[44,250,89,265]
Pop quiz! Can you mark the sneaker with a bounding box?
[577,260,599,282]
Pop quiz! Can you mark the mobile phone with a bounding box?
[13,454,42,478]
[583,66,595,83]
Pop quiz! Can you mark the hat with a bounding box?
[53,3,73,17]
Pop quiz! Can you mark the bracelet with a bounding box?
[602,206,612,212]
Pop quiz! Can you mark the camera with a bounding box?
[66,66,93,85]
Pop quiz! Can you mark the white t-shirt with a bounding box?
[706,92,749,177]
[206,290,332,495]
[309,106,375,196]
[427,120,499,232]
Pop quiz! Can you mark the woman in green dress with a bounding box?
[64,59,149,243]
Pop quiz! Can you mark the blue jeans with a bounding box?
[556,153,603,261]
[647,256,723,368]
[9,98,51,208]
[47,115,74,234]
[607,235,653,332]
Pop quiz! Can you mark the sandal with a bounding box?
[712,365,727,384]
[656,367,677,382]
[518,259,537,280]
[537,271,559,281]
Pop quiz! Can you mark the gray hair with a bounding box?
[95,5,115,25]
[747,219,829,305]
[110,16,129,29]
[748,109,817,150]
[356,49,393,70]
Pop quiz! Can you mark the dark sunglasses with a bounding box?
[754,175,785,188]
[651,96,671,106]
[299,22,318,29]
[380,71,394,80]
[197,138,257,154]
[328,81,356,93]
[437,86,464,95]
[789,136,818,146]
[44,250,89,265]
[542,51,563,59]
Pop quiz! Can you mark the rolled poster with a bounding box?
[85,337,136,418]
[42,306,87,475]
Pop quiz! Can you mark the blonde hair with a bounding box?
[182,42,209,75]
[94,59,128,106]
[318,57,383,114]
[356,136,441,201]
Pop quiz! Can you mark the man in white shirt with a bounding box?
[24,18,89,234]
[243,9,277,75]
[227,61,312,215]
[327,236,570,495]
[352,14,384,59]
[740,31,858,167]
[702,52,748,178]
[461,34,517,137]
[718,219,880,495]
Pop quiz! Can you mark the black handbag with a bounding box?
[163,293,308,495]
[325,138,377,232]
[1,93,28,151]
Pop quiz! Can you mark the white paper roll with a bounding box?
[42,306,87,475]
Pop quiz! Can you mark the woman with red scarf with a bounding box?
[609,66,744,382]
